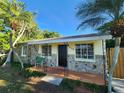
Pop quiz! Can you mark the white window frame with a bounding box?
[21,46,27,57]
[42,45,52,57]
[75,44,95,62]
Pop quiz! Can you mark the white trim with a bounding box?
[75,58,95,62]
[28,35,112,45]
[21,46,26,57]
[75,43,95,61]
[38,45,42,54]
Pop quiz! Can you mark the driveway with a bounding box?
[112,78,124,93]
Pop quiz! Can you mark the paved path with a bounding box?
[112,78,124,93]
[41,75,63,86]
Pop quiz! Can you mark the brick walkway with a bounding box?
[30,66,105,85]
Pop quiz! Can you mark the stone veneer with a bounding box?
[67,54,104,74]
[30,45,39,65]
[68,55,75,71]
[46,54,57,67]
[15,44,104,74]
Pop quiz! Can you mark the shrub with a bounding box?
[11,62,46,78]
[20,68,46,78]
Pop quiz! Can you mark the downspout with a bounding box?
[102,40,107,85]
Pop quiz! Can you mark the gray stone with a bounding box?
[67,55,75,70]
[67,55,104,74]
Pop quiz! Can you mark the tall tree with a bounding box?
[76,0,124,93]
[42,30,60,38]
[20,25,44,41]
[0,0,34,68]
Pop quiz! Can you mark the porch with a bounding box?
[30,66,105,85]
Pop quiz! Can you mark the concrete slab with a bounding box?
[41,75,63,86]
[112,78,124,93]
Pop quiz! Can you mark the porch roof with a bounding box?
[27,33,112,45]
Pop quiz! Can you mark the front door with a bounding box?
[58,45,67,67]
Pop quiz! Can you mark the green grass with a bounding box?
[83,81,108,93]
[59,78,107,93]
[11,62,46,78]
[20,68,46,78]
[0,67,31,93]
[59,79,81,91]
[0,62,46,93]
[0,62,107,93]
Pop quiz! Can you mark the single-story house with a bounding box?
[15,33,112,74]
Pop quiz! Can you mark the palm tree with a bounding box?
[0,0,34,68]
[76,0,124,93]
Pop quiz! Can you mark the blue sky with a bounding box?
[20,0,96,36]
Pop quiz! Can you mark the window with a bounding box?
[21,45,27,56]
[76,44,94,59]
[42,45,51,56]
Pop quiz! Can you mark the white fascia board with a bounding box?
[28,35,112,45]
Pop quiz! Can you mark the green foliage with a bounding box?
[21,69,46,78]
[60,78,107,93]
[0,66,32,93]
[20,29,60,42]
[83,82,107,93]
[20,28,44,41]
[76,0,124,35]
[0,0,35,55]
[42,30,60,38]
[11,62,46,78]
[0,32,9,53]
[106,39,115,48]
[106,37,124,48]
[0,0,61,55]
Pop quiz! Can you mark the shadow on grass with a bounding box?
[0,62,108,93]
[0,62,46,93]
[59,78,108,93]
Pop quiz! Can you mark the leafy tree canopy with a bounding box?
[0,0,61,54]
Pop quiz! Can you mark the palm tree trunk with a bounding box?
[108,37,121,93]
[2,31,13,66]
[2,24,26,68]
[10,31,13,62]
[13,24,27,46]
[13,49,24,68]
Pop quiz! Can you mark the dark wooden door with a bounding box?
[58,45,67,67]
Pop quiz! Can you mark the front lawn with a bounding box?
[0,62,107,93]
[0,62,46,93]
[60,78,107,93]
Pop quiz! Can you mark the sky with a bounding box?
[20,0,96,36]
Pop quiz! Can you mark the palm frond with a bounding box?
[76,0,124,32]
[77,16,105,29]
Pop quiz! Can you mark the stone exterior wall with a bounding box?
[27,45,58,67]
[67,54,104,74]
[51,54,57,67]
[67,55,75,71]
[29,45,39,65]
[45,54,57,67]
[15,40,105,74]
